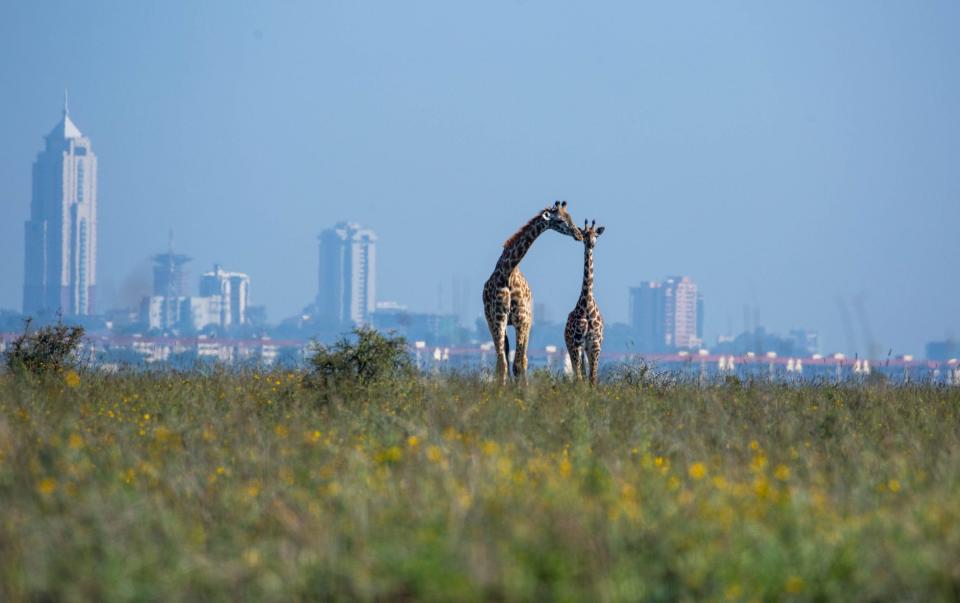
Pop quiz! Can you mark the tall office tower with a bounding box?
[199,264,251,327]
[663,276,700,350]
[23,94,98,316]
[147,250,190,329]
[149,235,191,329]
[153,232,191,297]
[316,222,377,326]
[629,276,701,352]
[628,281,665,353]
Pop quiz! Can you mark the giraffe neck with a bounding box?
[495,217,549,276]
[580,245,594,301]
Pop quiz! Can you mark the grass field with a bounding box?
[1,370,959,601]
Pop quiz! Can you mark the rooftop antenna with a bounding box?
[63,89,69,116]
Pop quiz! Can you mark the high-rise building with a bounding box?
[153,233,191,298]
[316,222,377,326]
[628,281,665,353]
[23,94,98,316]
[199,264,250,327]
[664,276,700,350]
[150,237,191,330]
[629,276,701,352]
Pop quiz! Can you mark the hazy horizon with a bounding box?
[1,1,958,355]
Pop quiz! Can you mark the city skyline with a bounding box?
[1,96,949,356]
[1,3,958,357]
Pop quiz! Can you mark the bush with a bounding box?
[4,318,85,376]
[605,355,677,388]
[309,326,415,388]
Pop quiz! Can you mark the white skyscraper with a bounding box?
[317,222,377,326]
[23,94,98,316]
[663,276,700,350]
[199,264,251,327]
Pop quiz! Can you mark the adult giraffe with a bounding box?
[483,201,582,384]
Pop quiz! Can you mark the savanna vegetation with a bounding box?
[1,334,959,601]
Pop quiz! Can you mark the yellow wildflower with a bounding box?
[774,464,791,481]
[750,453,768,473]
[68,433,84,450]
[559,449,572,478]
[154,426,173,443]
[37,477,57,495]
[407,435,419,448]
[753,476,772,499]
[274,425,288,439]
[378,446,403,464]
[64,370,80,388]
[426,446,443,463]
[888,479,901,493]
[785,576,805,594]
[243,548,261,567]
[688,462,707,480]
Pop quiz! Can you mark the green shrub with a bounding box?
[605,355,676,388]
[308,326,415,388]
[3,318,85,376]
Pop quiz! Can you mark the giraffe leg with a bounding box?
[564,329,581,382]
[487,289,511,385]
[587,337,603,386]
[588,347,600,386]
[514,320,531,384]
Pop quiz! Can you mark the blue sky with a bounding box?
[1,1,958,355]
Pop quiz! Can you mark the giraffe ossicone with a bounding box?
[482,201,582,385]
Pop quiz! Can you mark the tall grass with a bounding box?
[1,370,959,601]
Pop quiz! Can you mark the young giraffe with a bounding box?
[483,201,582,385]
[565,220,605,385]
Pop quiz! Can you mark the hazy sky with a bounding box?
[1,1,958,355]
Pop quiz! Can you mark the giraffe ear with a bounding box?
[596,226,606,236]
[561,200,567,208]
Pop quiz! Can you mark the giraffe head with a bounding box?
[579,219,606,250]
[540,200,583,241]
